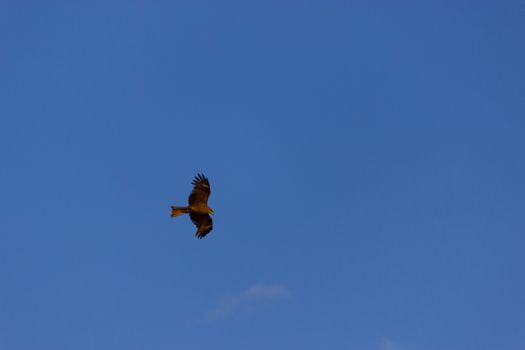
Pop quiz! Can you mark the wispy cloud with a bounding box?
[380,340,432,350]
[382,340,402,350]
[205,283,291,322]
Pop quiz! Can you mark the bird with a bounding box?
[170,173,214,239]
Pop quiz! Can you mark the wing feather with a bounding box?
[188,173,211,206]
[189,213,213,239]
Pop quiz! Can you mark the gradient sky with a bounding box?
[1,1,524,350]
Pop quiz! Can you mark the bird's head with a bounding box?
[209,207,215,215]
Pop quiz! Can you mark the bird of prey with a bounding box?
[170,173,214,239]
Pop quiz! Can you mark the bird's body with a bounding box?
[170,174,214,239]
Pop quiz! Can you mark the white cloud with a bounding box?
[205,283,291,322]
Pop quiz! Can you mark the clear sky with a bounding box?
[1,1,524,350]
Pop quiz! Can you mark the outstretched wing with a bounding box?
[188,173,211,206]
[189,213,213,239]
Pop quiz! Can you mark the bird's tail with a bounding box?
[171,206,189,217]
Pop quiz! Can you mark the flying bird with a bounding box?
[170,173,214,239]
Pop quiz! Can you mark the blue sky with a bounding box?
[1,1,524,349]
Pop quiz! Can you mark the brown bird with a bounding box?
[170,173,214,239]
